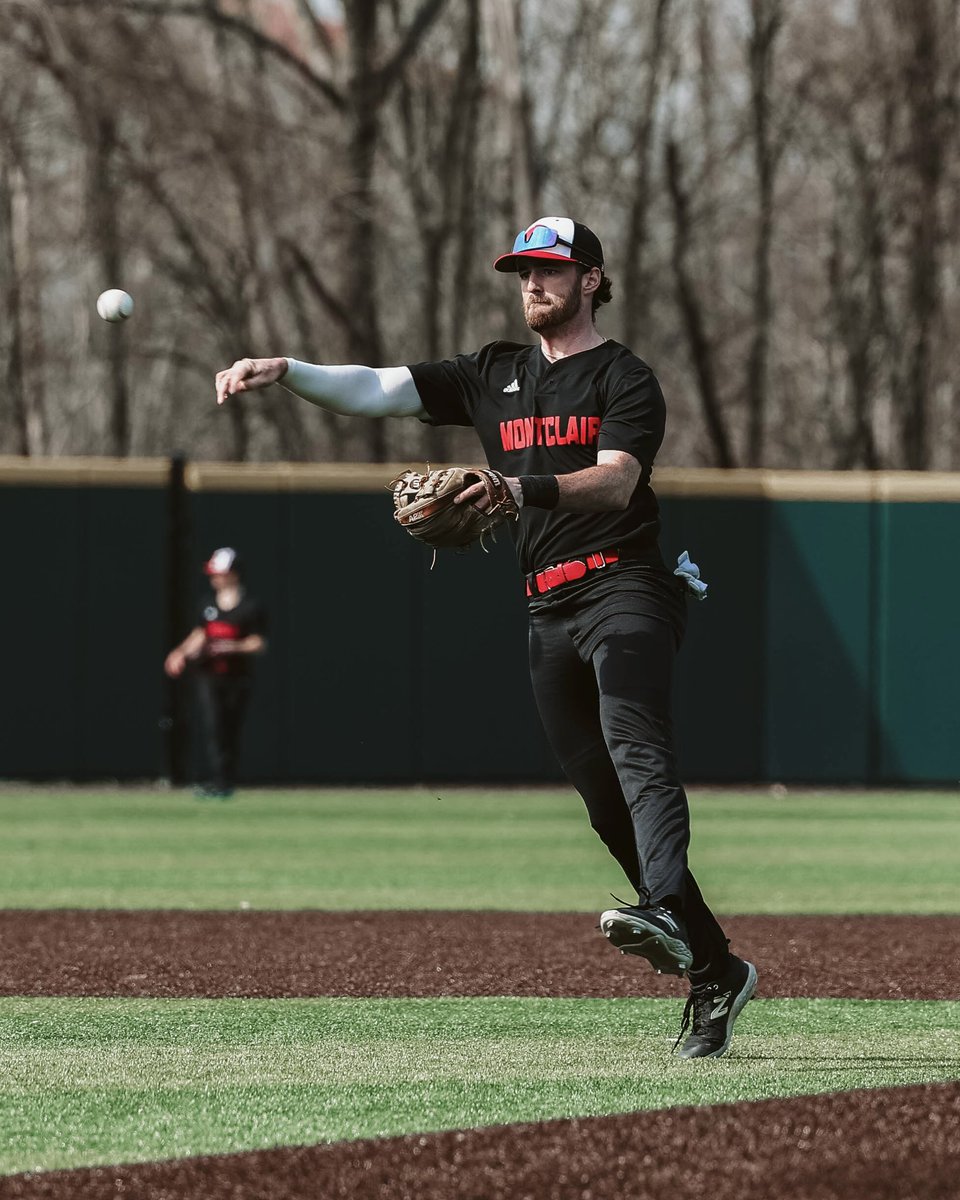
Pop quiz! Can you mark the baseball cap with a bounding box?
[494,217,604,273]
[204,547,240,575]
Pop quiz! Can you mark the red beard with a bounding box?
[524,286,583,332]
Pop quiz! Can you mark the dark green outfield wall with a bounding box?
[3,468,958,785]
[4,485,168,780]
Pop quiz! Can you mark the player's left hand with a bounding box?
[390,466,520,551]
[454,476,522,511]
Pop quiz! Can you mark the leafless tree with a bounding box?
[743,0,782,467]
[664,135,735,467]
[1,0,959,470]
[389,0,483,460]
[0,130,49,455]
[890,0,954,468]
[621,0,672,349]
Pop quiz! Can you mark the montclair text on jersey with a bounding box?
[407,340,665,573]
[500,414,601,451]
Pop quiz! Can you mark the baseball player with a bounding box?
[214,217,757,1057]
[164,547,267,798]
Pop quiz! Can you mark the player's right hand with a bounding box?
[164,650,186,678]
[215,357,288,406]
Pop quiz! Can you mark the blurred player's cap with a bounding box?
[204,547,240,575]
[494,217,604,273]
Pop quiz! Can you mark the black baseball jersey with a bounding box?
[408,340,666,577]
[198,593,267,676]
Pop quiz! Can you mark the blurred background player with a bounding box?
[164,547,267,798]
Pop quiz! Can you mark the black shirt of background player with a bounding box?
[198,594,267,676]
[408,339,666,576]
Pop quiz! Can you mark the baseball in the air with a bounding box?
[96,289,134,323]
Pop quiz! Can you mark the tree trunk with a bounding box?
[0,159,28,455]
[696,0,722,298]
[86,115,130,456]
[341,0,450,460]
[622,0,671,348]
[827,210,879,470]
[895,0,944,469]
[745,0,781,467]
[486,0,539,223]
[6,157,48,455]
[665,139,735,468]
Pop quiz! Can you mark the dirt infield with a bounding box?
[1,910,956,999]
[2,910,957,1198]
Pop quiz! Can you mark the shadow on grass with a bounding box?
[734,1053,960,1069]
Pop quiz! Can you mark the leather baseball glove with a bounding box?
[390,466,519,550]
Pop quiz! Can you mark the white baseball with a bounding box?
[96,289,134,323]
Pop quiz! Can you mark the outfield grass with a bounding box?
[2,786,957,1176]
[2,995,958,1174]
[0,786,957,912]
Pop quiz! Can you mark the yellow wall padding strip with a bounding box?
[1,456,959,501]
[182,461,416,493]
[0,455,170,487]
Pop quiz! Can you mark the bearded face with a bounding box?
[520,265,584,333]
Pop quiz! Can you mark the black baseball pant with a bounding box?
[195,674,251,792]
[528,571,731,984]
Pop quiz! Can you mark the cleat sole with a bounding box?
[600,912,693,976]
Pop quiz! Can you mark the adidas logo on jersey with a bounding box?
[502,379,520,393]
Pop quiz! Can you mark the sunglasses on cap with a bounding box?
[506,225,604,271]
[494,217,605,273]
[512,225,576,255]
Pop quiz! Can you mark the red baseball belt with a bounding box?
[526,550,620,596]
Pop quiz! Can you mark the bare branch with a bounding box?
[279,238,360,344]
[47,0,347,109]
[374,0,448,101]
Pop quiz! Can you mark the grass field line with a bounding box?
[2,996,959,1174]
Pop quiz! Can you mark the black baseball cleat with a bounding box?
[599,903,693,976]
[674,955,758,1059]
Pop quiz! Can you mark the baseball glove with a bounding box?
[391,466,519,551]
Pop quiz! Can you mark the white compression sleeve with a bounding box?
[282,359,427,419]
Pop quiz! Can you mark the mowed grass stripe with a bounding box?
[0,788,957,912]
[2,996,958,1174]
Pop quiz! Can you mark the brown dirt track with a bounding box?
[2,911,958,999]
[1,910,957,1199]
